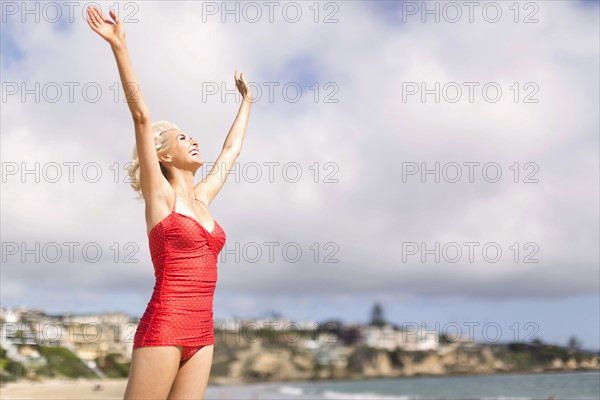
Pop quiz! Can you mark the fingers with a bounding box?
[233,70,252,100]
[88,5,98,21]
[86,7,99,30]
[88,6,103,26]
[234,70,247,84]
[86,6,93,23]
[94,6,107,21]
[90,5,109,26]
[85,16,96,32]
[109,9,119,24]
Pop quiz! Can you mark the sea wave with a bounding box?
[322,392,536,400]
[322,390,411,400]
[278,385,305,396]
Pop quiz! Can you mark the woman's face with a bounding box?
[161,129,202,168]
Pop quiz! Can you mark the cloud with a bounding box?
[1,1,598,315]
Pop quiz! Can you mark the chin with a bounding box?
[188,155,203,164]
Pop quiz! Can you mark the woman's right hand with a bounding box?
[86,6,125,47]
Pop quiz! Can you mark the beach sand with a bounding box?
[0,378,268,399]
[1,378,128,399]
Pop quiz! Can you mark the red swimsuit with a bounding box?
[133,192,226,362]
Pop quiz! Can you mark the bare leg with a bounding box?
[167,345,214,400]
[123,346,182,399]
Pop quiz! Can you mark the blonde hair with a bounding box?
[127,120,180,200]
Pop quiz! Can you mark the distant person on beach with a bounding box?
[86,6,252,399]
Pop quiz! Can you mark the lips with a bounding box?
[189,149,200,156]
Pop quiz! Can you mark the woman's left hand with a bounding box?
[235,70,253,102]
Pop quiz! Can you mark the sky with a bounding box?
[1,1,599,351]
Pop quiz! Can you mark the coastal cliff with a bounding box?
[209,339,600,385]
[3,336,598,384]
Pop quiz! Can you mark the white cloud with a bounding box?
[1,1,598,314]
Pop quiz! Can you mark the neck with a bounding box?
[168,167,198,204]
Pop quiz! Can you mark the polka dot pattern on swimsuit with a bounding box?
[133,192,226,356]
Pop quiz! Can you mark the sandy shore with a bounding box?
[0,378,269,399]
[1,378,128,399]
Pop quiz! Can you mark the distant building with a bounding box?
[62,312,135,362]
[363,323,440,351]
[1,307,136,363]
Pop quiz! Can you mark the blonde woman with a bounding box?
[86,6,252,399]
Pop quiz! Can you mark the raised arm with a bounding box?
[194,71,253,206]
[86,6,168,201]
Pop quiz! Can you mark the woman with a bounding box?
[86,6,252,399]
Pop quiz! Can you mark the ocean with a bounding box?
[205,371,600,400]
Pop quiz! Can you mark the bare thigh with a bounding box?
[167,345,214,400]
[124,346,182,400]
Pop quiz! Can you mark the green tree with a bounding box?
[568,335,582,351]
[530,337,543,346]
[369,303,386,327]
